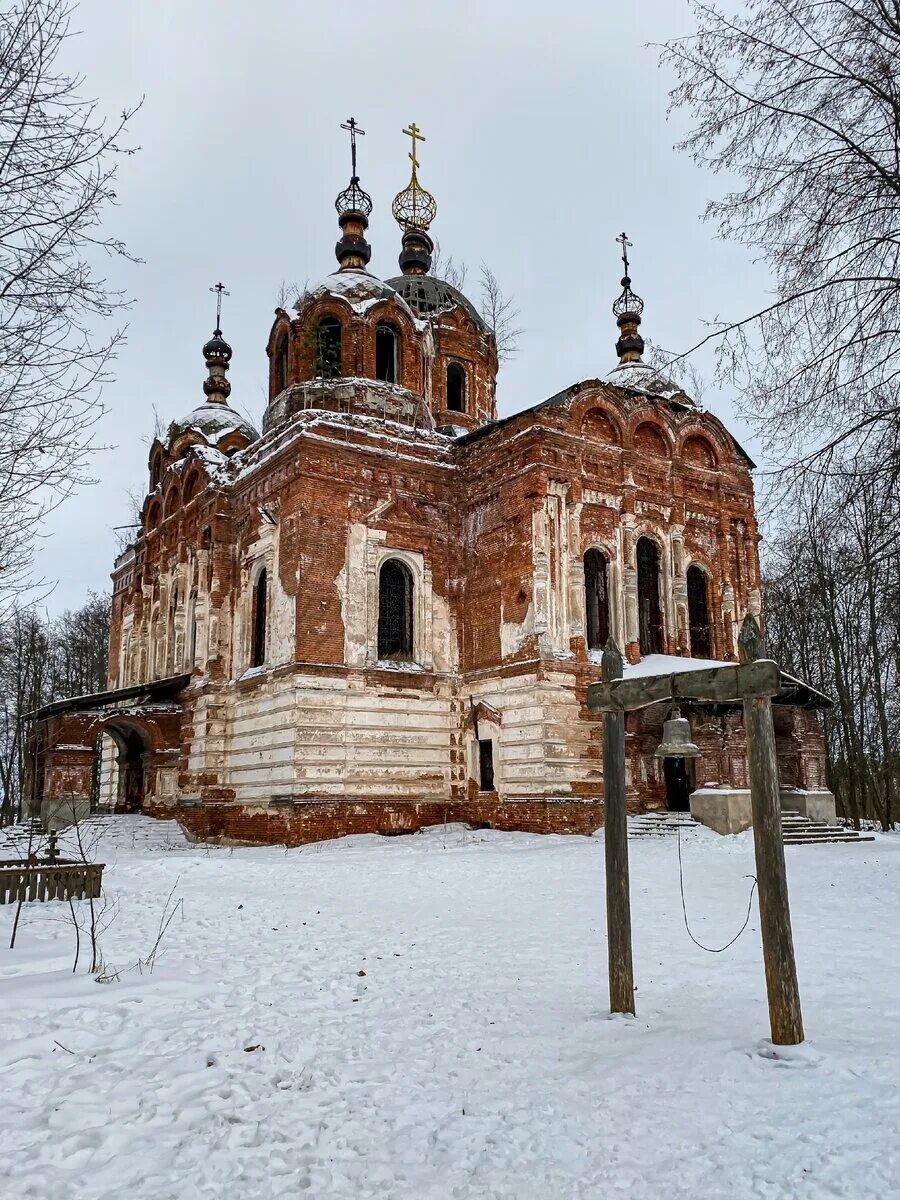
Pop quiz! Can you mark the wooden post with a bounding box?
[739,614,804,1045]
[601,637,635,1015]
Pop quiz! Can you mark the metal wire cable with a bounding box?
[676,820,758,953]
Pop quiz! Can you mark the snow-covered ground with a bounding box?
[2,817,898,1199]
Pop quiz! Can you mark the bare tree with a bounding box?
[0,605,48,824]
[478,263,523,363]
[0,0,139,604]
[643,339,708,405]
[48,590,111,699]
[430,241,467,291]
[661,1,900,484]
[274,279,305,311]
[0,589,110,824]
[763,472,899,830]
[430,245,523,362]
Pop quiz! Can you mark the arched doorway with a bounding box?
[664,756,693,812]
[101,722,152,813]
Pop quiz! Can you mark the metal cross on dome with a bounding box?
[617,232,632,277]
[341,116,365,178]
[209,281,229,335]
[402,121,426,176]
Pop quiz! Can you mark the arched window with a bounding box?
[182,470,203,505]
[251,568,267,668]
[315,316,342,379]
[163,484,180,521]
[277,338,289,392]
[375,323,399,383]
[446,362,466,413]
[377,559,413,660]
[636,537,663,655]
[687,564,712,657]
[149,450,163,490]
[584,548,610,651]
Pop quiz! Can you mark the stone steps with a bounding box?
[780,810,874,846]
[629,811,698,838]
[629,808,875,845]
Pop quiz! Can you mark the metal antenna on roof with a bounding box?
[209,281,229,336]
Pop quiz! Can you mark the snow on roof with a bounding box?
[621,653,728,678]
[231,406,455,485]
[598,361,694,404]
[620,653,832,708]
[167,403,259,448]
[298,269,416,320]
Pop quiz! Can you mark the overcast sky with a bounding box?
[37,0,770,612]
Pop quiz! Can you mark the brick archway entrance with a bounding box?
[99,721,153,813]
[26,673,189,825]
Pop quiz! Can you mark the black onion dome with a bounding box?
[335,176,373,219]
[386,274,486,329]
[203,330,232,364]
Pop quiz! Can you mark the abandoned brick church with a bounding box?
[28,124,834,843]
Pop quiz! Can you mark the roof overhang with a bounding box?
[28,673,191,721]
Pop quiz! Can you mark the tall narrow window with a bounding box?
[584,548,610,650]
[251,569,267,668]
[687,564,712,658]
[150,450,163,490]
[446,362,466,412]
[636,537,663,655]
[377,559,413,660]
[315,316,342,378]
[278,338,289,391]
[478,738,495,792]
[188,591,198,669]
[375,323,399,383]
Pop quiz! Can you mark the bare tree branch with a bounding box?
[0,0,140,602]
[660,0,900,483]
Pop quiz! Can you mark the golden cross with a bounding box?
[402,122,426,175]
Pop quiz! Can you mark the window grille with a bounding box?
[377,560,413,659]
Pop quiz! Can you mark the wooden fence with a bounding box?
[0,859,104,904]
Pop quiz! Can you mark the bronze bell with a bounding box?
[654,706,700,759]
